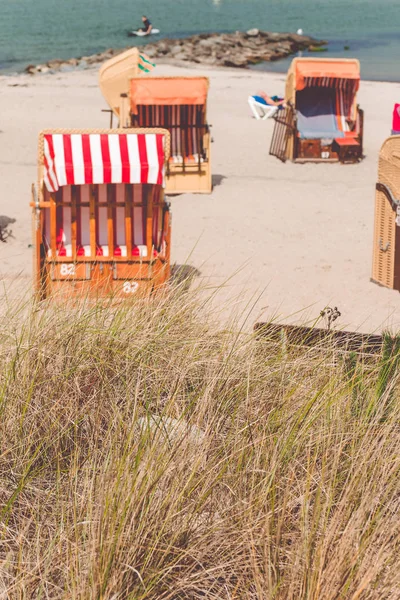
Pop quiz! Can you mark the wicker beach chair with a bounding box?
[126,76,212,194]
[31,128,171,299]
[372,136,400,291]
[270,58,363,164]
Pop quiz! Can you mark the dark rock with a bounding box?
[25,64,37,74]
[223,55,249,68]
[156,41,169,54]
[47,59,64,69]
[173,52,190,61]
[66,58,80,66]
[170,44,184,56]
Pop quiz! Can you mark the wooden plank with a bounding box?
[89,185,96,259]
[71,186,77,260]
[254,322,385,355]
[107,184,114,257]
[50,193,57,258]
[294,158,338,164]
[32,184,43,294]
[125,184,132,259]
[146,184,154,259]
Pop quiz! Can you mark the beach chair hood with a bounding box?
[99,48,141,117]
[40,130,168,192]
[286,58,360,104]
[130,77,209,114]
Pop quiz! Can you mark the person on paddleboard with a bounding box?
[139,15,153,35]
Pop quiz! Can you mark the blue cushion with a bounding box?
[296,87,344,140]
[252,95,269,106]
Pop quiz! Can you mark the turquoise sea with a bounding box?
[1,0,400,80]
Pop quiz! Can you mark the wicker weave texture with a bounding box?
[372,136,400,288]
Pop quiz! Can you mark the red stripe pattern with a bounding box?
[302,77,359,119]
[43,133,166,192]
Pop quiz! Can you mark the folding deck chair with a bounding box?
[248,95,279,120]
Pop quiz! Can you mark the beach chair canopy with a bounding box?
[41,131,167,193]
[294,59,360,91]
[286,58,360,103]
[99,48,143,117]
[130,77,209,114]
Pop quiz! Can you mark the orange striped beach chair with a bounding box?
[124,76,212,194]
[269,58,363,163]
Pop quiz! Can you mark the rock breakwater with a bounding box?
[25,30,326,75]
[144,30,326,68]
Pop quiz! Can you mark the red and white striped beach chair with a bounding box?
[32,128,171,299]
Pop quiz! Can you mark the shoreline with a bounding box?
[2,58,400,87]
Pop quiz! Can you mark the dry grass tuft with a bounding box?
[0,289,399,599]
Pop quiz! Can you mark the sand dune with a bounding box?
[1,63,400,332]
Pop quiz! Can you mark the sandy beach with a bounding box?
[1,61,400,332]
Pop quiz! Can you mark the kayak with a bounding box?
[129,28,160,37]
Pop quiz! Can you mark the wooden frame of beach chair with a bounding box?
[248,96,278,120]
[371,136,400,291]
[127,76,212,194]
[31,128,171,300]
[270,58,363,164]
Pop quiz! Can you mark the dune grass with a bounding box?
[0,287,399,599]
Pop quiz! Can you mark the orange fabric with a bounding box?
[295,60,360,91]
[130,78,209,114]
[334,137,360,147]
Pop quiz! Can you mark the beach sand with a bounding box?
[1,62,400,332]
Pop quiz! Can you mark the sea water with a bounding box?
[1,0,400,80]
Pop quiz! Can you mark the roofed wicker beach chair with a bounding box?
[31,128,171,300]
[270,58,364,164]
[99,48,155,127]
[372,136,400,291]
[123,76,212,194]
